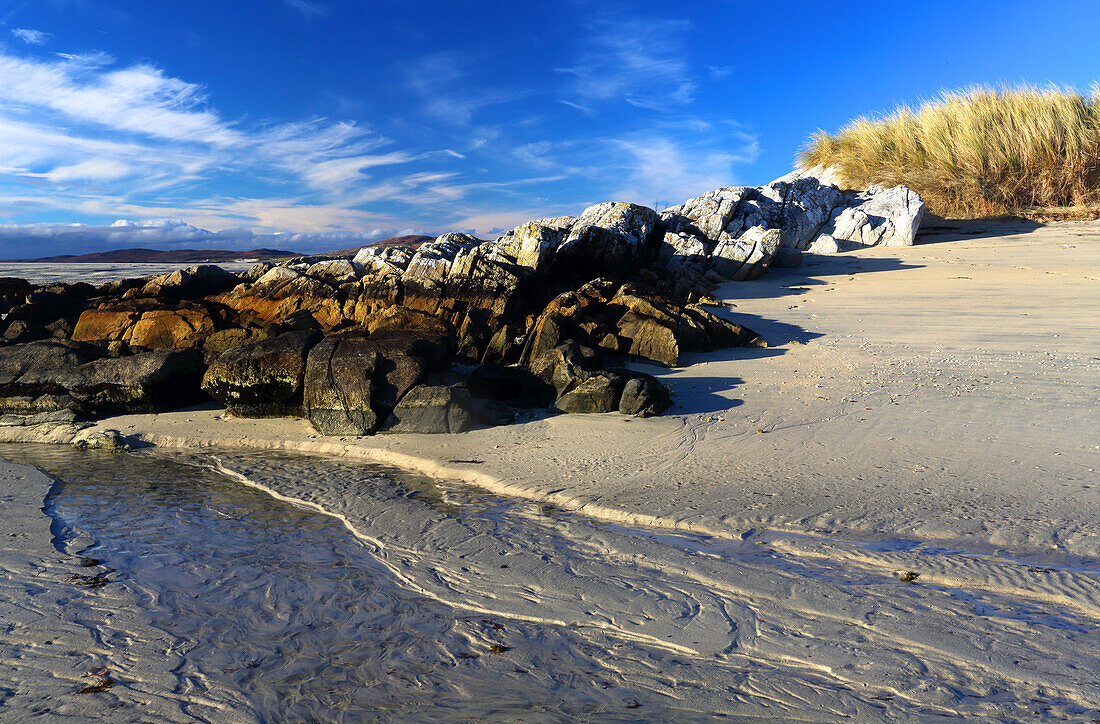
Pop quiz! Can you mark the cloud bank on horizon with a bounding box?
[0,0,1096,256]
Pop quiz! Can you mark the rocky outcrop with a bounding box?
[135,265,239,301]
[521,279,761,368]
[0,167,923,435]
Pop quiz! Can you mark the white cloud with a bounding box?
[556,19,696,112]
[0,218,411,256]
[0,46,467,240]
[510,123,761,208]
[12,28,50,45]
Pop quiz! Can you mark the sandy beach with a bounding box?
[18,219,1095,554]
[2,221,1099,719]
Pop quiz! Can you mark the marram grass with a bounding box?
[800,85,1100,218]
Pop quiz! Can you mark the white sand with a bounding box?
[2,221,1099,718]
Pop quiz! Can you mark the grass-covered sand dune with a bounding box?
[801,85,1100,219]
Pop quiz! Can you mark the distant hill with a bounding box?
[325,234,433,257]
[9,248,302,263]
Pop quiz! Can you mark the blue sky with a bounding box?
[0,0,1097,256]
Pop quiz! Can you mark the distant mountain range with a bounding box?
[6,235,435,264]
[8,247,301,264]
[324,234,433,256]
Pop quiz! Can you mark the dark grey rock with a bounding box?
[383,384,473,434]
[202,330,321,417]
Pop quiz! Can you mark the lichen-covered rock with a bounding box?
[554,371,627,414]
[72,300,224,350]
[302,328,449,436]
[489,220,570,274]
[201,330,321,417]
[382,384,473,434]
[353,245,414,273]
[139,265,238,301]
[302,333,383,435]
[201,327,274,355]
[0,339,102,388]
[72,428,130,452]
[306,259,364,284]
[812,186,925,250]
[212,265,346,330]
[127,307,218,350]
[555,202,658,274]
[658,232,710,268]
[520,280,760,368]
[661,187,751,240]
[527,341,602,396]
[710,226,785,281]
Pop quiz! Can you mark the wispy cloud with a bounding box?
[283,0,329,18]
[556,18,696,111]
[511,122,761,208]
[0,47,453,240]
[405,52,536,128]
[11,28,50,45]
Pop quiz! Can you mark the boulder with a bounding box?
[5,283,94,333]
[709,226,785,281]
[2,319,47,343]
[353,245,414,273]
[0,339,103,388]
[201,330,321,417]
[303,329,449,436]
[201,327,274,355]
[811,186,925,250]
[0,277,33,316]
[661,187,750,240]
[72,428,130,452]
[73,301,223,350]
[382,384,473,434]
[489,220,570,274]
[658,232,710,268]
[520,280,761,368]
[139,265,238,300]
[555,202,658,274]
[527,341,602,395]
[554,371,627,414]
[308,259,363,283]
[302,333,383,435]
[617,373,672,417]
[127,307,218,350]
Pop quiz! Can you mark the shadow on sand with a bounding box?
[914,218,1043,244]
[631,252,926,415]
